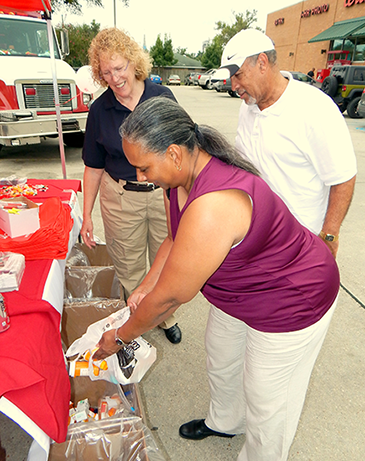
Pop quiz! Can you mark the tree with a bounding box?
[201,36,223,69]
[201,10,262,70]
[216,10,262,46]
[176,47,187,55]
[51,0,104,14]
[56,20,100,68]
[51,0,129,15]
[150,34,178,67]
[149,35,164,67]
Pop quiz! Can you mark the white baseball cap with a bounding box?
[215,29,275,80]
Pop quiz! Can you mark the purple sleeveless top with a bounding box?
[170,157,339,333]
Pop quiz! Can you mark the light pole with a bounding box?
[113,0,117,27]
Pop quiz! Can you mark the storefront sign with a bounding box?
[301,4,330,17]
[344,0,365,6]
[275,17,285,26]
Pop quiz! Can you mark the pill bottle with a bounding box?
[69,361,89,377]
[0,294,10,333]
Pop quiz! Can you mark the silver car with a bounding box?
[198,69,217,90]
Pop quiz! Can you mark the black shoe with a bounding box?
[179,419,235,440]
[163,323,181,344]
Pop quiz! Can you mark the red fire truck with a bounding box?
[0,7,92,151]
[316,50,352,83]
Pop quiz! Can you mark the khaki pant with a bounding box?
[100,171,176,329]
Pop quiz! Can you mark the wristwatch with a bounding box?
[114,328,129,347]
[319,231,339,242]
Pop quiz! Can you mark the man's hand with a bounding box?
[324,240,339,259]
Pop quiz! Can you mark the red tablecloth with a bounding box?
[26,179,82,204]
[0,178,82,443]
[0,260,70,443]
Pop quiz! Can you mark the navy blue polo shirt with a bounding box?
[82,79,177,181]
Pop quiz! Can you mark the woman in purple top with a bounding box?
[94,98,340,461]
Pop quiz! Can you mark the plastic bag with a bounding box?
[49,416,166,461]
[66,308,156,385]
[49,378,166,461]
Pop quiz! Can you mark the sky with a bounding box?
[52,0,299,54]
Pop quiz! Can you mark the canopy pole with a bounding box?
[45,17,67,179]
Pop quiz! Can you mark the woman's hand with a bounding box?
[127,289,148,313]
[93,329,120,360]
[80,216,96,249]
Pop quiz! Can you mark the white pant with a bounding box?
[204,297,338,461]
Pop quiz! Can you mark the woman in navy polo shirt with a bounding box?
[80,28,181,344]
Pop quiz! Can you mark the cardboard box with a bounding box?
[48,377,148,461]
[61,299,126,349]
[0,197,39,238]
[71,242,114,266]
[64,243,122,300]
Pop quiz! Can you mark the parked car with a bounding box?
[184,73,196,86]
[321,65,365,118]
[289,71,315,84]
[214,78,239,97]
[192,73,201,85]
[150,74,162,85]
[167,74,181,86]
[198,69,217,89]
[357,87,365,118]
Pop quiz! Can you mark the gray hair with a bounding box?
[247,50,277,66]
[120,97,260,175]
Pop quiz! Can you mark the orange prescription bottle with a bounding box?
[69,361,89,377]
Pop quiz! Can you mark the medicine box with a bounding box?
[0,197,40,238]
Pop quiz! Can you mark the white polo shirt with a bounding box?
[235,71,357,234]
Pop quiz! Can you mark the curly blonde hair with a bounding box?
[88,28,152,87]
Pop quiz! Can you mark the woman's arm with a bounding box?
[80,166,104,249]
[94,189,252,359]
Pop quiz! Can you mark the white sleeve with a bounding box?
[302,91,357,186]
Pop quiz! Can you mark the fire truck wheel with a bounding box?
[321,76,338,97]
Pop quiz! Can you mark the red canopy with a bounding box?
[0,1,51,12]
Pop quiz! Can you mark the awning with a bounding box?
[352,23,365,38]
[309,16,365,43]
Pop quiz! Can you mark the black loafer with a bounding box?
[179,419,234,440]
[163,323,182,344]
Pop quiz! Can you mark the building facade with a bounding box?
[266,0,365,76]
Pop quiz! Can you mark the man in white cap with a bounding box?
[217,28,356,258]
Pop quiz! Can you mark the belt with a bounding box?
[123,181,160,192]
[109,174,159,192]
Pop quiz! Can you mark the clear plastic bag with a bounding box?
[0,175,27,186]
[49,416,166,460]
[64,243,121,300]
[49,378,165,460]
[0,251,25,291]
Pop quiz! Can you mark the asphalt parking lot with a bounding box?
[1,84,365,460]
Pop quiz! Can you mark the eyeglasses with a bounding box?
[100,60,129,80]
